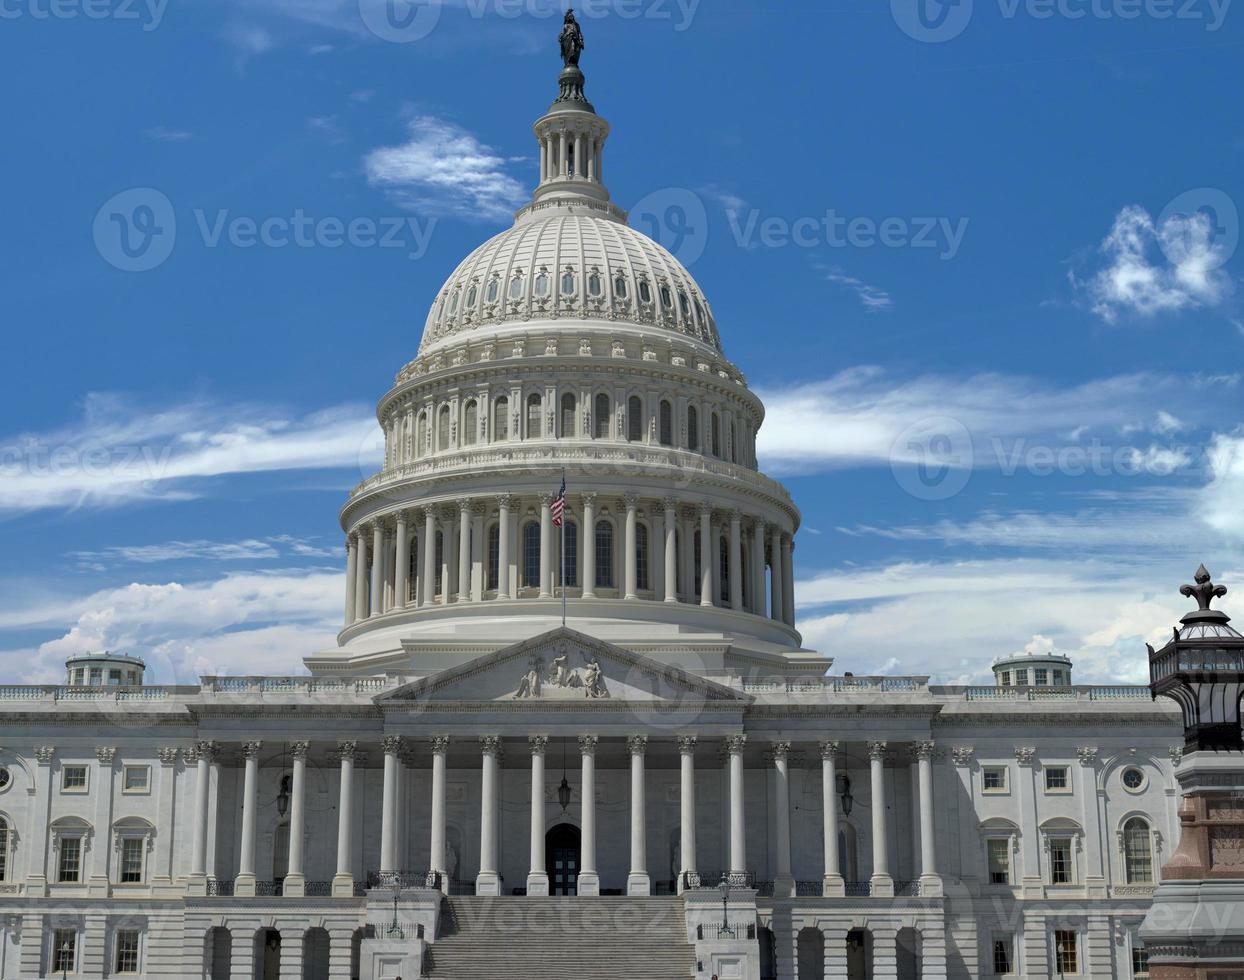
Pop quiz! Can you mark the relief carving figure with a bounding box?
[515,656,544,698]
[583,657,610,699]
[549,653,584,690]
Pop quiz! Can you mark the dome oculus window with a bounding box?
[1121,767,1146,791]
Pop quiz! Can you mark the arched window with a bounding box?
[416,412,428,458]
[719,536,729,604]
[493,396,509,441]
[627,396,643,442]
[462,400,478,446]
[486,525,500,591]
[561,393,577,438]
[509,275,523,300]
[588,272,602,297]
[594,393,610,439]
[740,542,749,608]
[437,405,451,451]
[594,521,614,589]
[561,271,575,295]
[522,522,541,590]
[0,815,9,882]
[434,531,444,597]
[526,393,542,439]
[710,412,721,457]
[466,284,477,307]
[678,291,690,317]
[613,275,628,300]
[485,278,499,303]
[1123,818,1154,884]
[660,284,673,310]
[687,406,700,452]
[534,272,550,298]
[449,290,459,314]
[638,279,652,304]
[560,521,579,589]
[636,523,650,592]
[658,400,673,447]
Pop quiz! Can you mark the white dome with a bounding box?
[419,202,722,357]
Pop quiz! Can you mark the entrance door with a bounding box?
[546,824,581,896]
[846,929,867,980]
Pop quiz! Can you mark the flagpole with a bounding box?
[560,468,567,627]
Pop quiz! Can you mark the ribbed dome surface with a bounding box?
[419,204,721,356]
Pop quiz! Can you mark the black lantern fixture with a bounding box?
[1149,565,1244,752]
[276,774,291,819]
[557,738,572,812]
[836,772,854,816]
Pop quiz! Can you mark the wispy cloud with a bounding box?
[67,535,339,570]
[1075,203,1234,323]
[144,126,193,142]
[364,115,526,220]
[0,393,378,515]
[821,266,893,312]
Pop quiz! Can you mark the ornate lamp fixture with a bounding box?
[557,738,572,813]
[1148,564,1244,752]
[276,743,291,818]
[836,772,854,817]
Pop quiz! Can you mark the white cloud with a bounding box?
[1199,430,1244,539]
[67,535,339,569]
[1079,203,1233,323]
[144,126,193,142]
[822,267,893,312]
[0,570,342,684]
[0,393,378,515]
[223,22,275,66]
[364,115,526,220]
[754,367,1219,475]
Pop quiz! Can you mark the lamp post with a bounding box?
[717,877,733,939]
[61,940,71,980]
[1141,565,1244,980]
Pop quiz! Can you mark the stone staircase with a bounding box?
[425,896,697,979]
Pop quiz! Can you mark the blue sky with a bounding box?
[1,0,1242,685]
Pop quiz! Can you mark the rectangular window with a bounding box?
[108,669,122,685]
[983,767,1007,792]
[992,935,1014,974]
[1049,838,1074,884]
[1035,668,1049,684]
[115,929,140,973]
[1053,669,1066,685]
[1045,766,1070,792]
[987,838,1011,884]
[1055,930,1079,973]
[0,825,7,882]
[1000,671,1011,687]
[52,929,76,973]
[1132,943,1149,977]
[62,765,88,792]
[1014,669,1029,686]
[123,766,149,793]
[58,836,82,883]
[120,837,144,883]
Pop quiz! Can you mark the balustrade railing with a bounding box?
[697,923,757,941]
[843,881,871,897]
[742,677,930,695]
[207,878,235,897]
[365,870,431,890]
[203,676,394,696]
[960,685,1150,701]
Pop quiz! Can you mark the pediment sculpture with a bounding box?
[514,646,610,700]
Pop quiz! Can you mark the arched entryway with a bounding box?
[546,823,581,895]
[260,929,281,980]
[846,929,868,980]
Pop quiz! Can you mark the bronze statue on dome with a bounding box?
[559,8,584,68]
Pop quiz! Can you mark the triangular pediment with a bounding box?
[377,627,749,705]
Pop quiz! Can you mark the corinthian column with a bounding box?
[344,536,358,625]
[752,520,766,616]
[422,509,436,607]
[354,528,370,621]
[663,498,678,603]
[769,527,785,624]
[539,495,553,598]
[370,524,386,617]
[429,736,450,892]
[820,740,845,897]
[496,495,512,599]
[699,504,713,607]
[283,740,309,897]
[772,741,794,898]
[578,735,600,895]
[868,740,894,897]
[581,494,597,599]
[235,740,262,896]
[627,735,650,895]
[332,741,357,897]
[678,735,697,893]
[394,512,409,609]
[379,736,402,874]
[728,510,743,610]
[624,494,639,600]
[457,499,472,603]
[527,736,550,895]
[726,735,747,877]
[477,737,502,896]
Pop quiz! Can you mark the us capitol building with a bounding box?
[0,15,1190,980]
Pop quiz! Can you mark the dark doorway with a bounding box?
[546,823,581,895]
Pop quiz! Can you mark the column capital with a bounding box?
[496,493,513,510]
[430,735,451,755]
[729,508,743,524]
[623,492,639,510]
[189,740,218,764]
[725,734,748,756]
[913,740,937,762]
[662,496,678,513]
[539,492,556,506]
[866,740,888,761]
[626,734,648,756]
[480,735,502,755]
[580,491,597,507]
[96,746,117,765]
[1076,745,1099,766]
[1014,746,1037,766]
[381,735,404,756]
[770,740,791,761]
[241,740,264,760]
[457,496,473,515]
[335,740,358,762]
[951,746,974,766]
[819,739,841,759]
[528,734,549,755]
[290,740,311,760]
[578,734,599,756]
[157,747,180,766]
[698,500,713,518]
[393,509,409,526]
[677,735,697,755]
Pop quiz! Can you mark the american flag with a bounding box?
[551,475,566,526]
